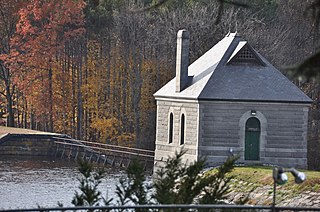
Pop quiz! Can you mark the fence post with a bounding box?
[55,143,59,158]
[68,145,73,158]
[96,152,101,163]
[75,147,79,160]
[61,144,66,158]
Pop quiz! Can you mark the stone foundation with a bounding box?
[0,134,59,157]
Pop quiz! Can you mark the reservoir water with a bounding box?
[0,156,125,210]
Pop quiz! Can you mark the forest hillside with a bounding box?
[0,0,319,169]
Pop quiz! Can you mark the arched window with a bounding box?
[169,113,173,144]
[180,114,185,145]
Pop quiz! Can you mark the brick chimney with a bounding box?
[176,29,189,92]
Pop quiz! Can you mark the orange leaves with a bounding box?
[1,0,174,145]
[91,117,119,139]
[12,1,85,83]
[11,0,86,68]
[0,0,87,132]
[90,116,135,146]
[90,116,120,144]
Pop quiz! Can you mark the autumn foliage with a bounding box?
[0,0,320,157]
[0,0,170,148]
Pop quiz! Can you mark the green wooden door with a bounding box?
[245,117,260,160]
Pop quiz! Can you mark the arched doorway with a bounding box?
[245,117,260,160]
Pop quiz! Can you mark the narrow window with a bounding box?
[169,113,173,144]
[180,114,185,145]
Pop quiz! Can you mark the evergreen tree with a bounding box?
[72,152,238,208]
[153,150,238,204]
[115,159,153,211]
[72,160,112,207]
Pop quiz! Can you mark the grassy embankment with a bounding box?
[207,166,320,204]
[230,166,320,191]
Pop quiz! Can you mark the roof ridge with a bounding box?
[197,35,240,98]
[225,32,239,37]
[155,32,312,104]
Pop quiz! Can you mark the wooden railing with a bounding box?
[52,137,154,169]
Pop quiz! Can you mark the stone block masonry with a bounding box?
[0,134,61,157]
[154,99,199,167]
[199,101,308,169]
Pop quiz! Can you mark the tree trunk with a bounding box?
[23,97,27,128]
[132,49,142,148]
[71,50,76,138]
[1,65,14,127]
[5,87,14,127]
[122,45,129,131]
[48,67,53,132]
[76,46,83,140]
[30,108,35,130]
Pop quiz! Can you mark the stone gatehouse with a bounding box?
[154,30,312,169]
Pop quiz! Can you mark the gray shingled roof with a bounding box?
[154,33,313,104]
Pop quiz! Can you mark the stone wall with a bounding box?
[199,101,309,169]
[0,135,57,157]
[154,99,199,168]
[227,180,320,207]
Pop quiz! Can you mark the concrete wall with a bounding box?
[154,99,199,168]
[0,135,57,157]
[199,101,309,169]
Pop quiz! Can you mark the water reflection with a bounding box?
[0,156,124,210]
